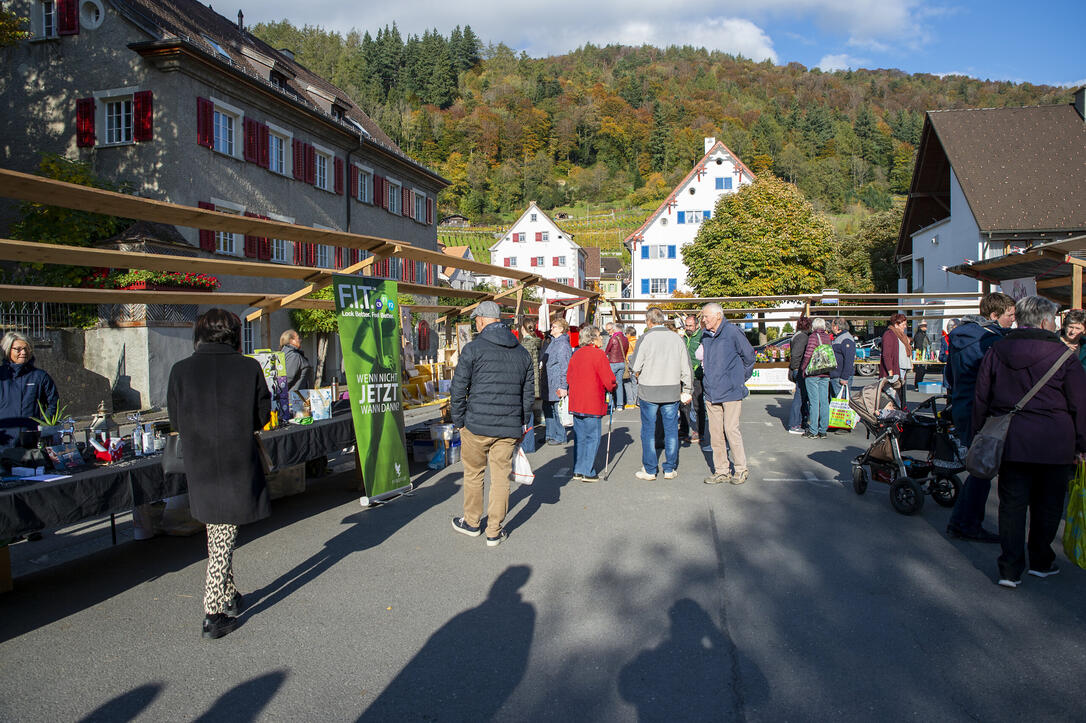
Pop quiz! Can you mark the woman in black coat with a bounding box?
[167,309,270,639]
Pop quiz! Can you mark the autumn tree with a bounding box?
[682,175,835,298]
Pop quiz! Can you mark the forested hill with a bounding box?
[253,21,1070,221]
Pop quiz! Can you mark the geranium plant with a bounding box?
[82,269,220,290]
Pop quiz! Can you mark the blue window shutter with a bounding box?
[677,211,685,224]
[667,245,676,259]
[668,278,677,293]
[715,177,723,190]
[724,177,733,190]
[641,245,649,259]
[703,211,711,220]
[641,279,649,294]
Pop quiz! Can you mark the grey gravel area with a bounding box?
[1,391,1085,722]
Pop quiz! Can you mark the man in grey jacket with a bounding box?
[630,307,692,481]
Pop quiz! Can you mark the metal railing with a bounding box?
[0,301,88,339]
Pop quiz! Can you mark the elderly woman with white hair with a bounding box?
[0,331,60,448]
[973,296,1086,588]
[800,318,834,439]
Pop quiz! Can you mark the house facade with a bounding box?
[897,91,1086,324]
[624,137,754,324]
[440,245,475,290]
[1,0,448,407]
[488,202,586,300]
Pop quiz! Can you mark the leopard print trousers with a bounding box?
[204,523,238,615]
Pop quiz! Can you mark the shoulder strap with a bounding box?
[1013,348,1074,412]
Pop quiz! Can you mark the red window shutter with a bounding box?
[504,258,511,267]
[197,201,216,251]
[334,247,343,269]
[242,211,259,257]
[242,118,254,162]
[426,264,433,285]
[293,239,303,265]
[75,98,95,147]
[535,232,542,242]
[258,123,269,168]
[306,144,316,185]
[401,187,408,216]
[257,215,271,260]
[553,256,559,266]
[530,258,537,267]
[426,197,433,225]
[57,0,78,35]
[196,98,213,148]
[292,139,303,179]
[349,165,358,199]
[133,90,153,142]
[334,158,344,195]
[306,243,315,266]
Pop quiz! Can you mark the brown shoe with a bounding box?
[729,470,749,485]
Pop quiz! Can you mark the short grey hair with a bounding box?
[701,302,723,319]
[0,331,32,359]
[1015,296,1058,329]
[604,322,614,333]
[831,318,848,332]
[811,317,827,330]
[579,325,601,346]
[646,307,666,326]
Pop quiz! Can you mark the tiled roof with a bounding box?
[600,256,623,277]
[900,103,1086,251]
[583,246,601,279]
[116,0,441,181]
[442,245,472,277]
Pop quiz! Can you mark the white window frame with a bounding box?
[209,97,244,159]
[386,179,401,214]
[93,86,140,147]
[241,314,255,354]
[312,142,334,192]
[315,244,332,268]
[556,255,567,266]
[530,213,537,222]
[267,212,294,264]
[507,256,518,267]
[38,1,58,38]
[413,188,426,223]
[356,164,373,203]
[266,122,292,176]
[541,231,549,241]
[649,278,669,294]
[210,198,244,256]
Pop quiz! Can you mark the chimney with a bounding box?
[1075,86,1085,121]
[237,9,243,30]
[704,137,716,154]
[280,48,295,61]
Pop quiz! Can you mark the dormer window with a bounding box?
[201,35,231,62]
[331,106,345,121]
[270,71,287,90]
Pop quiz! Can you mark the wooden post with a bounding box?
[261,313,272,349]
[1074,263,1083,309]
[514,288,524,320]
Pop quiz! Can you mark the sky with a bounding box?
[235,0,1086,88]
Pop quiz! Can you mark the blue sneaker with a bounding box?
[451,516,481,537]
[486,531,507,547]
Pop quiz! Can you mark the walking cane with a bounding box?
[603,398,614,479]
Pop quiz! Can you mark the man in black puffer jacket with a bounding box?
[450,301,534,547]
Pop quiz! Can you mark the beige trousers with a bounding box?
[705,400,747,476]
[460,428,515,537]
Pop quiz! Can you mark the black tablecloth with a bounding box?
[0,413,357,539]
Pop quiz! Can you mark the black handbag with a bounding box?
[162,433,184,475]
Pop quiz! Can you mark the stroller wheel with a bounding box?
[852,465,868,495]
[931,473,961,508]
[889,477,925,515]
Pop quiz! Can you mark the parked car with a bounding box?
[855,338,881,377]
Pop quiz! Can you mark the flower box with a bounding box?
[120,281,214,292]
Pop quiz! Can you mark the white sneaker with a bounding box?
[663,470,678,479]
[997,578,1021,589]
[635,468,657,481]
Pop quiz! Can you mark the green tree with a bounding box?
[0,7,30,47]
[825,206,903,293]
[682,175,835,298]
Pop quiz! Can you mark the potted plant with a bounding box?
[30,400,69,446]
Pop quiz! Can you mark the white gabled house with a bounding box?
[624,138,755,322]
[489,202,586,300]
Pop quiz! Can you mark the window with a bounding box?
[915,258,925,291]
[530,213,537,221]
[687,211,702,225]
[358,168,372,203]
[315,244,331,268]
[209,200,243,255]
[541,231,549,242]
[268,132,286,174]
[649,278,671,294]
[660,217,667,226]
[554,256,566,266]
[511,232,526,243]
[414,191,426,223]
[41,1,57,37]
[213,109,235,155]
[103,97,133,144]
[314,151,330,190]
[242,316,254,354]
[715,177,724,190]
[271,238,292,263]
[387,181,401,214]
[505,256,517,267]
[531,256,544,267]
[640,245,676,260]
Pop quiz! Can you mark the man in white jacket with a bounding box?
[630,307,692,481]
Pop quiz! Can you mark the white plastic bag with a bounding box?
[556,396,573,427]
[512,447,534,485]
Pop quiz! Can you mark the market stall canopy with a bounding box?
[945,235,1086,307]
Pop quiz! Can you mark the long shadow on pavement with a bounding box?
[356,565,534,721]
[193,670,288,722]
[76,682,161,723]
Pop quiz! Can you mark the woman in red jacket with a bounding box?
[567,326,617,482]
[879,313,913,407]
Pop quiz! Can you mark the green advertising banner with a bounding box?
[333,275,412,500]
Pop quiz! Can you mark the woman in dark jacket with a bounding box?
[518,320,542,452]
[0,331,60,447]
[167,309,271,638]
[879,313,912,407]
[973,297,1086,588]
[785,317,811,433]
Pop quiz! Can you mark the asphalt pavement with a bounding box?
[1,390,1085,722]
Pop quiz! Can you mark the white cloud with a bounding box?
[817,53,860,72]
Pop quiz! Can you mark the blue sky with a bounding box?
[240,0,1085,87]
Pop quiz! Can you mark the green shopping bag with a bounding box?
[1063,461,1086,570]
[828,386,859,430]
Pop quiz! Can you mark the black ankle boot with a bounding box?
[202,613,238,639]
[224,592,244,617]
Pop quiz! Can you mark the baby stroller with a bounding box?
[848,379,965,515]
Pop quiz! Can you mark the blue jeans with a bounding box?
[543,400,566,444]
[520,404,538,453]
[572,414,602,477]
[640,400,679,474]
[787,374,808,429]
[805,376,830,434]
[610,363,626,408]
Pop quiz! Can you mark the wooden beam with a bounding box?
[514,288,524,319]
[0,168,597,300]
[1074,264,1083,308]
[1036,277,1070,290]
[0,284,273,306]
